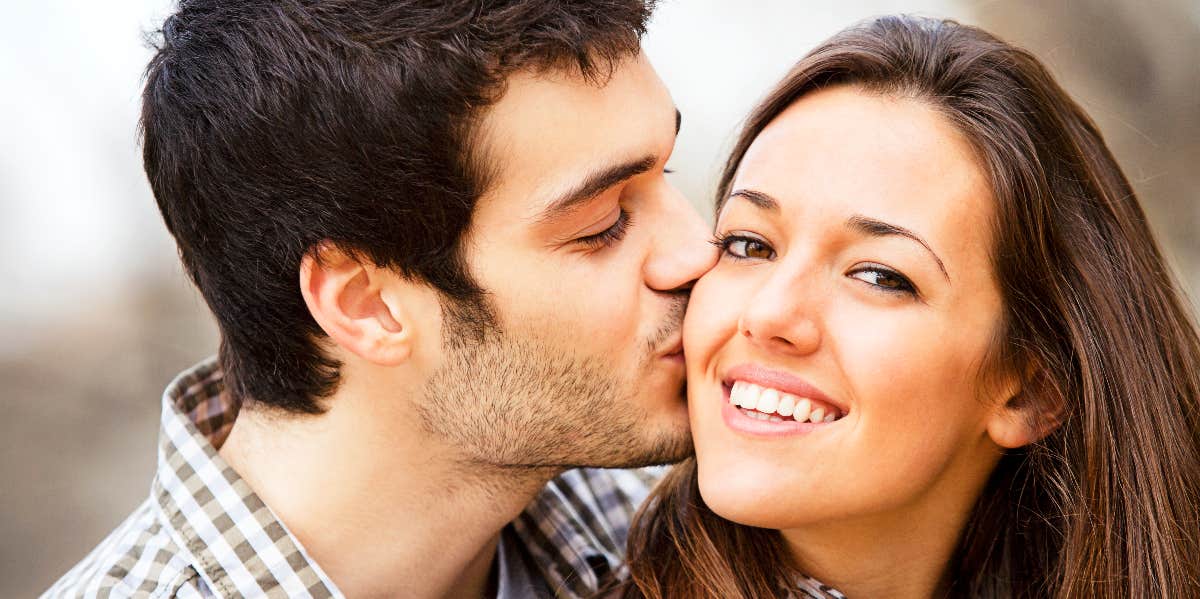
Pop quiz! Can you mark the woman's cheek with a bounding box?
[683,268,742,362]
[684,269,743,436]
[831,307,986,485]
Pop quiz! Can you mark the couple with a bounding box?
[47,2,1200,598]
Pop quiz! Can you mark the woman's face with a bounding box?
[685,85,1020,531]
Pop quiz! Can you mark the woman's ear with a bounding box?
[299,243,413,366]
[986,365,1064,449]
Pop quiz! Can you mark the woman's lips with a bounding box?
[717,364,847,437]
[720,388,837,437]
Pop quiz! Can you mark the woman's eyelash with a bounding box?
[708,232,730,250]
[575,209,632,249]
[711,233,918,297]
[710,232,775,260]
[848,264,919,296]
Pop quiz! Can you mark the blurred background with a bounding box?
[3,0,1197,595]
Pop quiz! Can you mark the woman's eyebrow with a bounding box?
[847,214,950,282]
[726,188,950,283]
[727,188,779,212]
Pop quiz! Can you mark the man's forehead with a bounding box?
[472,53,676,218]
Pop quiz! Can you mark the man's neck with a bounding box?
[217,389,553,599]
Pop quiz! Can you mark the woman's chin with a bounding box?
[696,459,816,530]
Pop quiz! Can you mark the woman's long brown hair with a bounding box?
[616,15,1200,598]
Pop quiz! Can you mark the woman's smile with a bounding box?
[683,85,1012,540]
[716,364,848,437]
[622,15,1200,599]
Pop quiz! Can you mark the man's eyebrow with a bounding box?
[536,155,658,224]
[535,107,679,225]
[847,215,950,282]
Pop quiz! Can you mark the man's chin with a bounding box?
[609,391,693,468]
[597,424,695,469]
[527,424,694,471]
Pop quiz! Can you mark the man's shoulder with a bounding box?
[42,500,210,599]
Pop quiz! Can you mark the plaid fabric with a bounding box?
[794,575,847,599]
[43,357,657,598]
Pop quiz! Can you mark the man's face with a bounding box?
[419,53,715,470]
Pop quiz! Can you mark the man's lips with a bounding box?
[658,335,684,361]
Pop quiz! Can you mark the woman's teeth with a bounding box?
[728,380,840,424]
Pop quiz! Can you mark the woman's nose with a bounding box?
[737,273,822,356]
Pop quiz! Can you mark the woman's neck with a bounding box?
[782,510,957,598]
[779,451,1001,598]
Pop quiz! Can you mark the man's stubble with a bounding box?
[418,294,692,474]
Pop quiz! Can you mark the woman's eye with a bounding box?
[713,234,775,260]
[848,265,917,295]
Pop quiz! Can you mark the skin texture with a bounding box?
[684,85,1033,598]
[421,53,709,470]
[219,53,715,599]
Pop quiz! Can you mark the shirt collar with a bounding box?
[151,358,641,599]
[152,357,343,598]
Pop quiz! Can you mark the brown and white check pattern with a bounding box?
[795,575,847,599]
[42,357,657,598]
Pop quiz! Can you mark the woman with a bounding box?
[617,15,1200,598]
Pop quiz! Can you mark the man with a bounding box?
[45,1,713,597]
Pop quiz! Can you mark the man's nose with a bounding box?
[643,187,718,293]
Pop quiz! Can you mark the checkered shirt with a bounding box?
[794,576,846,599]
[43,357,657,598]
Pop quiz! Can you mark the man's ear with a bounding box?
[986,365,1064,449]
[299,243,413,366]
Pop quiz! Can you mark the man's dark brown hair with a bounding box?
[141,0,655,414]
